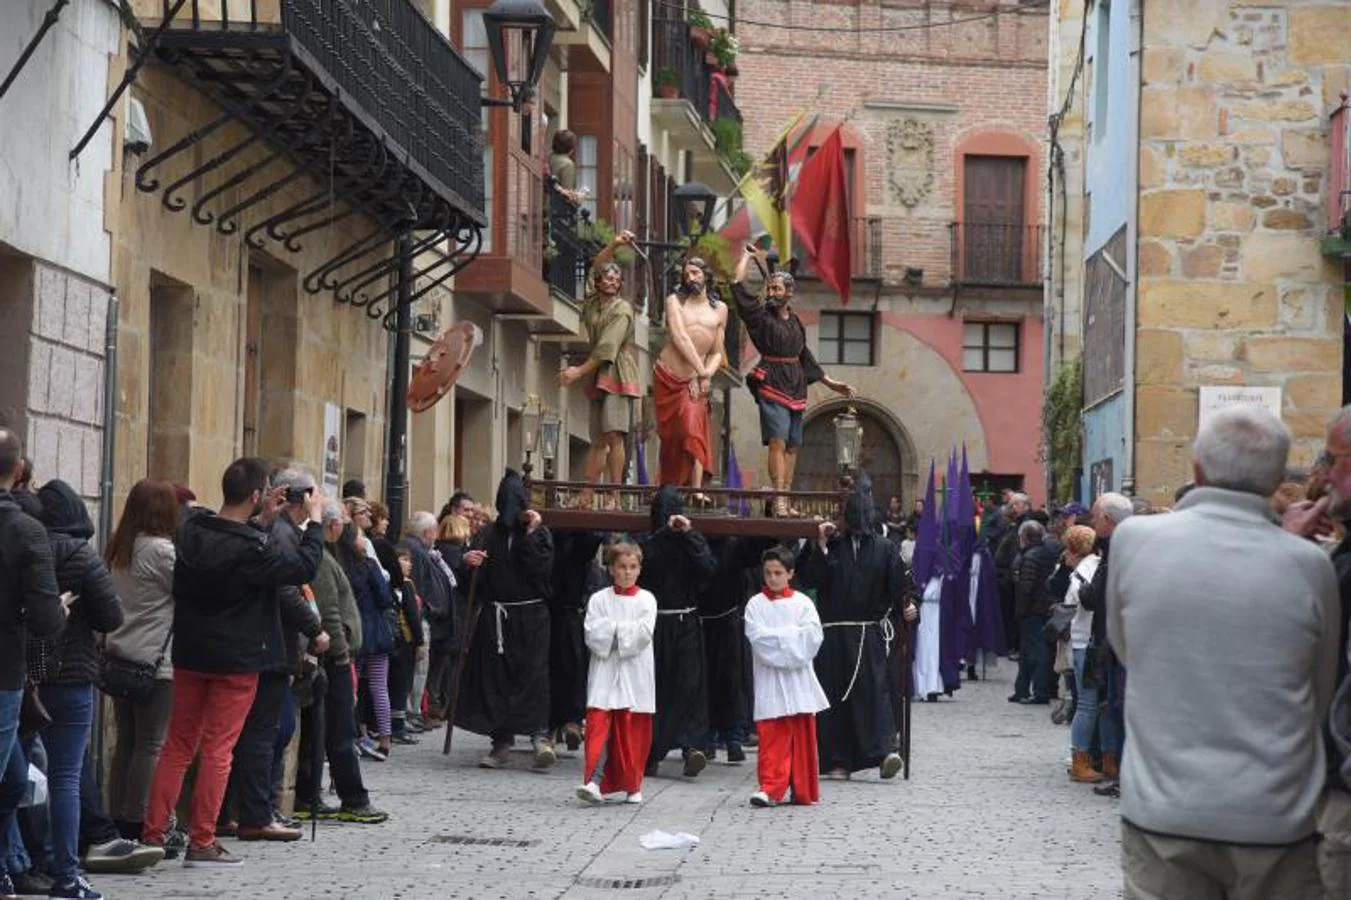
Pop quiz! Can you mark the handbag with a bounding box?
[1044,602,1076,642]
[100,629,171,705]
[19,680,50,737]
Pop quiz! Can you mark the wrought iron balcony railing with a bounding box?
[652,15,710,127]
[127,0,487,325]
[949,222,1044,287]
[546,183,588,301]
[792,217,884,282]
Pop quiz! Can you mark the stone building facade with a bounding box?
[730,0,1051,504]
[1047,0,1351,506]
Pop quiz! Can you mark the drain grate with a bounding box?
[575,875,681,890]
[428,834,541,848]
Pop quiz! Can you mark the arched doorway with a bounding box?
[795,401,918,510]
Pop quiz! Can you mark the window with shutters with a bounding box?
[963,322,1020,373]
[961,155,1027,284]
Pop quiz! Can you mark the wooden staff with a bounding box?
[442,564,482,755]
[900,614,912,780]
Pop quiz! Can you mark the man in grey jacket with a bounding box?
[1108,405,1340,899]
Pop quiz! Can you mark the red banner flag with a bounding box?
[791,127,852,304]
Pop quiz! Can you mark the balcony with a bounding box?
[792,217,884,283]
[1324,94,1350,259]
[554,0,611,72]
[650,14,743,180]
[546,186,588,303]
[457,148,553,316]
[949,222,1045,287]
[128,0,485,324]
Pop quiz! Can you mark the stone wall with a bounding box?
[0,260,111,530]
[1133,0,1350,503]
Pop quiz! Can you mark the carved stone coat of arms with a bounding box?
[886,119,935,209]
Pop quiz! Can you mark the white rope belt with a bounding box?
[657,606,697,618]
[493,598,545,654]
[823,617,897,702]
[699,606,740,622]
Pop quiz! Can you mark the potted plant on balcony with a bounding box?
[578,217,636,264]
[710,28,739,72]
[687,8,714,49]
[655,66,681,99]
[690,231,734,281]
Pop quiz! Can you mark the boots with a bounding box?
[1069,750,1105,784]
[1101,751,1119,779]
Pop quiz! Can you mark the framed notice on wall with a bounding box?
[322,403,342,499]
[1197,386,1282,431]
[1090,458,1114,503]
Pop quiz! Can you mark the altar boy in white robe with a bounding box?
[576,543,658,805]
[744,545,830,807]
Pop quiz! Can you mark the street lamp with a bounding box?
[672,181,717,241]
[522,393,542,478]
[540,408,561,481]
[483,0,557,113]
[833,405,863,481]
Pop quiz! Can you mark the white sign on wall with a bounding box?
[322,403,342,499]
[1197,386,1283,431]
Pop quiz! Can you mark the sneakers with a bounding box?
[0,873,14,900]
[293,800,340,821]
[391,732,419,746]
[575,782,603,804]
[357,736,388,762]
[1007,693,1028,703]
[532,738,557,769]
[183,841,243,867]
[726,743,746,764]
[272,810,302,829]
[682,749,707,778]
[162,827,189,860]
[82,837,165,873]
[624,791,643,804]
[749,791,777,808]
[11,869,53,895]
[479,743,511,769]
[879,753,903,781]
[47,875,102,899]
[823,769,851,781]
[335,804,389,824]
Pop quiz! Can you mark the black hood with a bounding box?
[37,479,94,540]
[495,469,527,530]
[843,471,875,535]
[650,485,684,533]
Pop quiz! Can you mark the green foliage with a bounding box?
[727,150,753,178]
[686,8,713,30]
[577,217,636,265]
[654,66,681,90]
[712,116,741,155]
[1041,357,1084,504]
[689,232,734,280]
[709,28,739,67]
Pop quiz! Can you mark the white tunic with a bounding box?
[911,575,944,698]
[743,590,830,721]
[584,587,658,713]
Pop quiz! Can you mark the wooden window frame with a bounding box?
[818,311,876,367]
[962,321,1021,374]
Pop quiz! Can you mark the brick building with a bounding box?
[730,0,1051,505]
[1046,0,1351,506]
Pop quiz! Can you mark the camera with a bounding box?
[285,486,313,504]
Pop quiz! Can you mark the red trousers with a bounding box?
[142,669,259,848]
[584,707,653,795]
[756,714,820,805]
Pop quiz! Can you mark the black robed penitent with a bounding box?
[796,473,905,773]
[455,470,555,739]
[637,486,716,762]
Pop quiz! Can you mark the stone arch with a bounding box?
[797,398,920,509]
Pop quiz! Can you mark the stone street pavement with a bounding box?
[113,661,1122,899]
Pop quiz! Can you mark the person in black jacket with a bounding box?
[549,531,606,750]
[219,467,325,843]
[993,493,1031,656]
[27,480,125,898]
[402,512,456,724]
[141,457,326,867]
[638,486,717,777]
[1009,519,1061,705]
[0,431,67,900]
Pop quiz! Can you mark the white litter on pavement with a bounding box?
[639,830,701,850]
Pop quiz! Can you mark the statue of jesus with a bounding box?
[653,257,727,498]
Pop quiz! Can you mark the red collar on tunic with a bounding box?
[763,586,793,600]
[614,584,640,596]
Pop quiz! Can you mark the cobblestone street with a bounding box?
[115,661,1122,899]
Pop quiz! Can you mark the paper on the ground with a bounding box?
[639,829,701,850]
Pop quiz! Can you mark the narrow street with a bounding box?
[117,662,1122,899]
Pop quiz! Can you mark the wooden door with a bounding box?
[962,156,1026,283]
